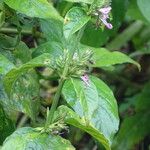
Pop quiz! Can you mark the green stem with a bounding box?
[45,25,87,128]
[45,58,70,128]
[106,21,143,50]
[0,27,32,34]
[17,115,28,128]
[0,27,44,38]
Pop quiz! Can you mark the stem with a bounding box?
[17,115,28,128]
[0,27,44,38]
[0,27,32,34]
[45,79,65,127]
[106,21,143,50]
[45,25,86,128]
[45,59,70,128]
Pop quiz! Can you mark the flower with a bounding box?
[94,6,113,29]
[81,74,90,86]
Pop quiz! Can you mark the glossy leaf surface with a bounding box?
[64,7,90,39]
[1,127,75,150]
[32,41,63,59]
[80,45,140,70]
[56,105,111,150]
[40,19,64,43]
[62,76,119,149]
[0,53,40,120]
[63,0,93,4]
[4,0,62,20]
[3,53,52,97]
[137,0,150,23]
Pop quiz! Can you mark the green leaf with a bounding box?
[40,19,64,43]
[1,72,40,120]
[32,41,63,58]
[0,34,32,64]
[137,0,150,23]
[64,7,90,39]
[1,127,75,150]
[113,82,150,150]
[62,76,119,148]
[13,42,32,63]
[90,0,111,11]
[63,0,93,4]
[135,82,150,112]
[0,104,14,144]
[0,10,5,28]
[80,45,140,70]
[55,105,111,150]
[0,36,40,120]
[4,0,63,21]
[3,53,52,98]
[0,54,14,75]
[112,112,150,150]
[0,58,40,120]
[126,0,148,23]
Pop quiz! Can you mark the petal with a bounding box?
[81,74,90,86]
[102,14,109,20]
[100,17,113,29]
[99,6,111,14]
[106,23,113,29]
[93,12,99,16]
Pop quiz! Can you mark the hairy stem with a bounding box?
[45,58,70,128]
[45,25,86,128]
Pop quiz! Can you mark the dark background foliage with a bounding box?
[0,0,150,149]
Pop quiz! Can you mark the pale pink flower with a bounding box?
[99,6,111,14]
[81,74,90,86]
[98,6,113,29]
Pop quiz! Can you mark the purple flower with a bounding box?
[98,6,113,29]
[81,74,90,86]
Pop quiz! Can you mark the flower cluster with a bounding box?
[93,6,113,29]
[54,49,93,80]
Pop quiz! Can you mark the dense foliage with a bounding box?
[0,0,149,149]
